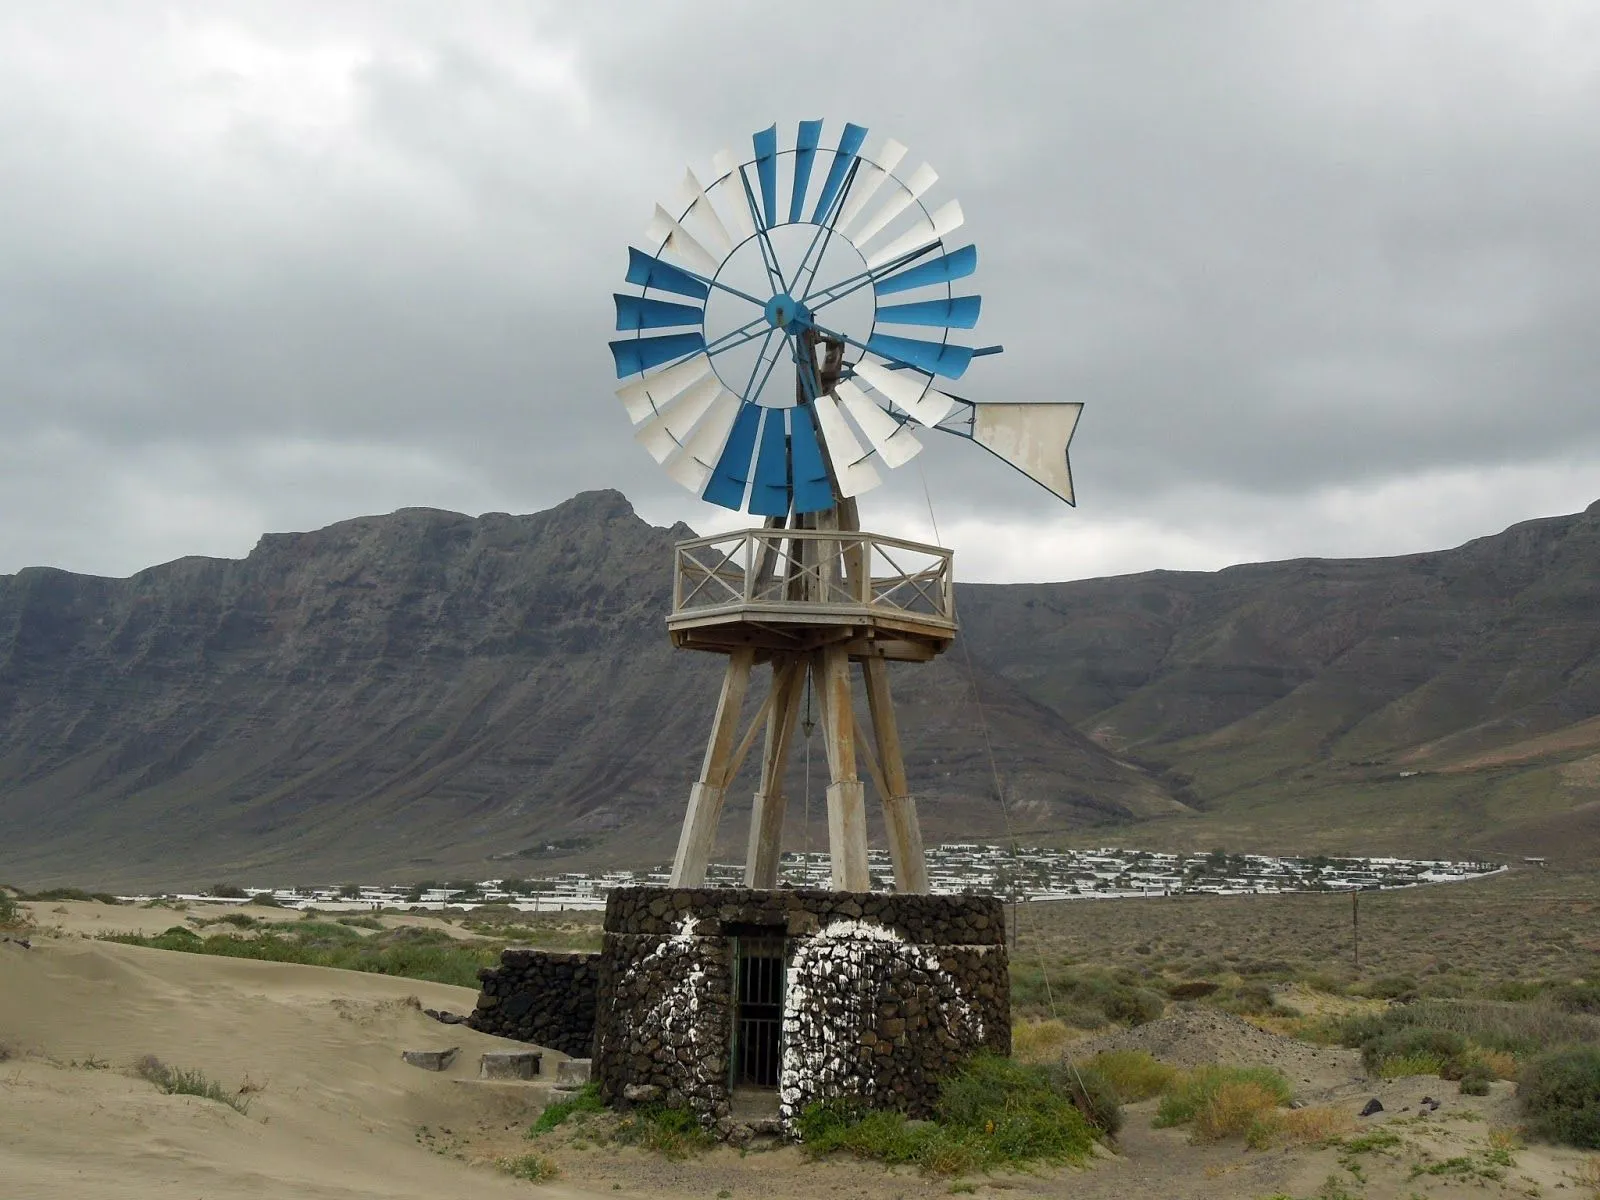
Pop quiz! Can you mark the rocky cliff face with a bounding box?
[0,491,1171,887]
[3,493,1598,888]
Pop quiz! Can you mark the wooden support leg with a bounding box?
[743,657,804,888]
[670,646,755,886]
[863,655,929,894]
[814,643,869,891]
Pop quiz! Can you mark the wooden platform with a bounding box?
[667,527,956,661]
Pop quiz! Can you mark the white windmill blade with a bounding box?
[710,148,756,241]
[834,138,908,236]
[853,359,956,427]
[972,402,1084,504]
[812,392,884,497]
[674,167,734,258]
[836,379,924,469]
[646,204,720,277]
[633,373,725,462]
[850,162,939,248]
[616,353,714,425]
[865,199,966,270]
[663,390,741,491]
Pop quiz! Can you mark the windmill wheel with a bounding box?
[610,120,996,517]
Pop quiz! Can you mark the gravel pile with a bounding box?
[1064,1005,1361,1088]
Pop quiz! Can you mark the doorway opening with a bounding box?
[731,931,785,1089]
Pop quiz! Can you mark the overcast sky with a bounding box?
[2,1,1598,584]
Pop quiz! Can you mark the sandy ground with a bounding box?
[3,933,1597,1200]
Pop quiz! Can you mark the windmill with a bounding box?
[610,120,1080,895]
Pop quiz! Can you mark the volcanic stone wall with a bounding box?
[467,948,598,1058]
[593,887,1009,1131]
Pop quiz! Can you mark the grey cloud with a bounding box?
[1,1,1597,581]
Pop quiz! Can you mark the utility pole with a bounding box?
[1352,889,1360,970]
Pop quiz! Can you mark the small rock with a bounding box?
[1359,1098,1384,1117]
[623,1083,660,1102]
[402,1047,460,1071]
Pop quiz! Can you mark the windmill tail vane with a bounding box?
[610,119,1082,515]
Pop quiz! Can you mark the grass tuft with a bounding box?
[498,1153,561,1181]
[530,1083,606,1134]
[135,1055,251,1114]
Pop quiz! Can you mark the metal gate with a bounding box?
[731,935,785,1089]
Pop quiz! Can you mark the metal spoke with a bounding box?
[783,159,861,299]
[705,317,770,357]
[803,242,941,311]
[738,328,782,402]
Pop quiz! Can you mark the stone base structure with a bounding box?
[468,948,598,1058]
[593,887,1009,1129]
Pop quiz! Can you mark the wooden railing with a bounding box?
[670,528,955,627]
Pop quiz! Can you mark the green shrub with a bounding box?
[104,923,499,987]
[1165,980,1219,1001]
[1154,1066,1292,1129]
[1104,986,1165,1026]
[612,1104,714,1160]
[1046,1063,1122,1137]
[530,1083,606,1133]
[1362,976,1420,1001]
[1338,1000,1599,1068]
[798,1055,1097,1175]
[1552,983,1600,1015]
[1518,1045,1600,1148]
[0,890,21,930]
[1362,1027,1467,1076]
[249,893,282,907]
[1458,1063,1493,1096]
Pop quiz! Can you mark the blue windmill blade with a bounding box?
[625,247,709,300]
[614,295,705,331]
[811,123,868,224]
[748,409,792,516]
[701,401,762,509]
[610,331,706,378]
[866,332,975,379]
[788,120,823,225]
[752,124,779,229]
[875,296,982,329]
[789,405,836,513]
[873,244,977,296]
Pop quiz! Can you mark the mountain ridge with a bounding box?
[2,491,1598,887]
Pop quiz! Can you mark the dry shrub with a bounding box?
[1475,1048,1518,1080]
[1012,1019,1071,1063]
[1276,1105,1354,1145]
[1576,1155,1600,1200]
[1192,1080,1283,1143]
[1486,1126,1524,1153]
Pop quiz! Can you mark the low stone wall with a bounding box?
[593,887,1009,1131]
[467,948,598,1058]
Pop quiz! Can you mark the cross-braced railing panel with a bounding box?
[671,529,955,626]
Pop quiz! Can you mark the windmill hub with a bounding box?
[763,292,812,333]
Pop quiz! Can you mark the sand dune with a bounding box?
[20,898,482,941]
[0,936,597,1199]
